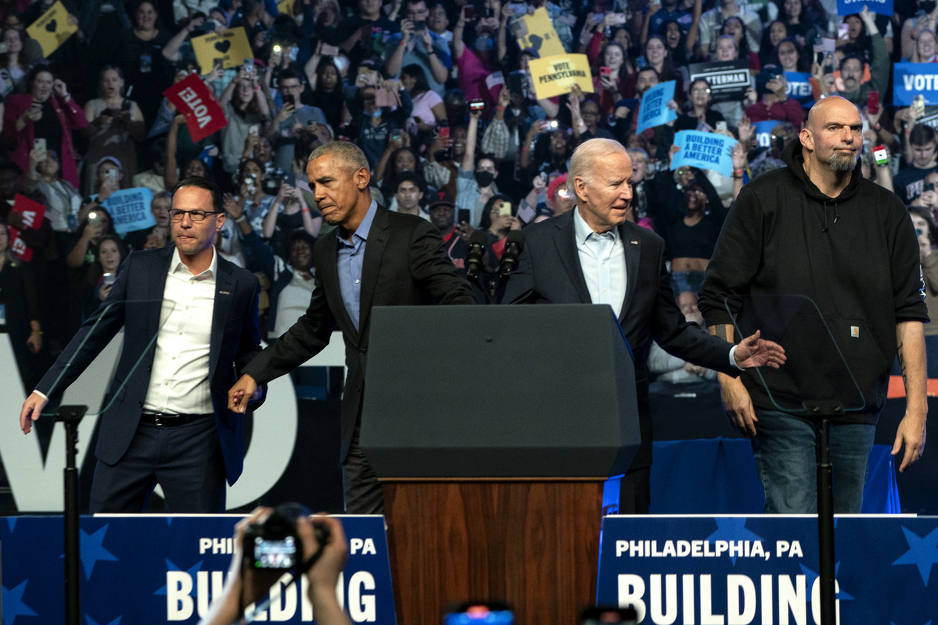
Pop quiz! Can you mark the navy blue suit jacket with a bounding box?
[502,210,736,469]
[35,246,265,485]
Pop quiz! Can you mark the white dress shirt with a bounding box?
[573,207,742,370]
[574,206,627,319]
[142,248,218,414]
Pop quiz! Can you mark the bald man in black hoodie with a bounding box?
[699,96,929,514]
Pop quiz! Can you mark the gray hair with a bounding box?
[568,138,628,193]
[307,141,369,175]
[626,147,649,163]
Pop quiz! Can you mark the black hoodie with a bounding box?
[699,139,928,424]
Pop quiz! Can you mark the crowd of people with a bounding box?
[1,0,937,394]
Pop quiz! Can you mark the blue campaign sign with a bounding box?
[636,80,678,134]
[596,515,938,624]
[837,0,892,16]
[753,120,782,149]
[1,514,397,624]
[784,71,814,108]
[893,62,938,106]
[671,130,738,178]
[103,187,155,234]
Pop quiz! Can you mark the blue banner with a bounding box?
[753,120,781,149]
[1,514,397,624]
[636,80,678,134]
[103,187,155,234]
[597,515,938,624]
[893,62,938,106]
[837,0,892,16]
[784,71,814,108]
[671,130,737,178]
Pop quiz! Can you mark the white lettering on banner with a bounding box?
[21,210,36,227]
[786,83,812,97]
[197,571,226,617]
[270,579,299,621]
[350,538,377,555]
[902,74,938,92]
[348,572,377,622]
[167,570,337,621]
[0,334,299,512]
[167,571,195,620]
[617,574,840,625]
[177,86,214,128]
[727,575,757,624]
[649,575,677,623]
[616,540,774,560]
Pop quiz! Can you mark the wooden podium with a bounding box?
[382,478,612,625]
[361,306,639,625]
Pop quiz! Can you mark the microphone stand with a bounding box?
[56,405,87,625]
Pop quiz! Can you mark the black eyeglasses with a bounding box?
[169,209,222,222]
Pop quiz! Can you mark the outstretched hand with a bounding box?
[733,329,787,369]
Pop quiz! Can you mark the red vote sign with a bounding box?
[8,194,46,262]
[163,73,228,142]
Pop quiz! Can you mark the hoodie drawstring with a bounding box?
[821,201,840,233]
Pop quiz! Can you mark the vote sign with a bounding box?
[163,74,228,142]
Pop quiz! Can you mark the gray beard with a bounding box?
[828,151,858,172]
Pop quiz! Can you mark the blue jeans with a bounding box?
[751,410,876,514]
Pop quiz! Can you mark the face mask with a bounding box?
[475,170,494,187]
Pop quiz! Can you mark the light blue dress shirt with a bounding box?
[573,206,627,318]
[337,200,378,332]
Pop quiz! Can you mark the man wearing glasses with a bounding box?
[19,177,267,513]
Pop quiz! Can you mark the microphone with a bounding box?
[466,230,488,280]
[498,230,524,278]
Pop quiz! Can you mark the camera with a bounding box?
[244,173,257,195]
[244,503,329,570]
[263,168,285,195]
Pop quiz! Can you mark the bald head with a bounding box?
[801,95,862,177]
[805,96,860,133]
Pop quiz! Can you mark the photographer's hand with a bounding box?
[300,516,352,625]
[198,507,278,625]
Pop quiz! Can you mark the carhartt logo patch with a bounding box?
[850,326,859,338]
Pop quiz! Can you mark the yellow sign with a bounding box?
[277,0,296,18]
[191,27,254,71]
[26,1,77,58]
[513,7,566,59]
[528,54,594,100]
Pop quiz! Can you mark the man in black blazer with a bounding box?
[20,177,266,513]
[502,139,785,514]
[229,142,475,514]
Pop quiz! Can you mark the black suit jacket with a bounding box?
[243,207,476,460]
[502,209,737,469]
[36,246,266,485]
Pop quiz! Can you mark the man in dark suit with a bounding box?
[228,142,475,514]
[502,139,785,514]
[20,176,266,513]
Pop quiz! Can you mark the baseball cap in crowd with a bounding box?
[428,190,455,211]
[96,156,123,171]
